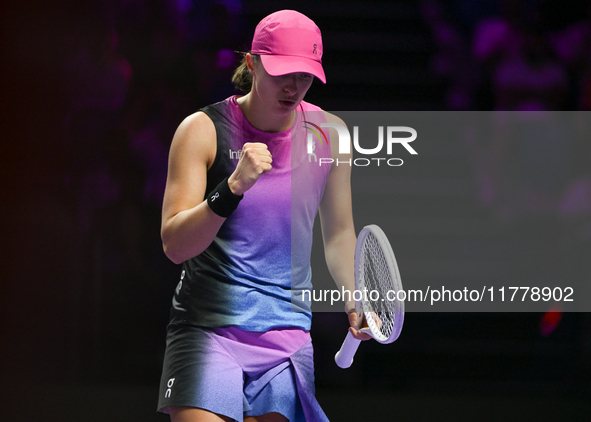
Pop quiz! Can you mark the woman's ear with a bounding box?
[246,53,255,75]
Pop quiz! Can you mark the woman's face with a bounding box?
[249,55,314,116]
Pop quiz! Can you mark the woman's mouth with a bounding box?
[279,99,295,108]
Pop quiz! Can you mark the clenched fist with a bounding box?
[227,142,273,196]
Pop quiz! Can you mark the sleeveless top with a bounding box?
[169,95,332,331]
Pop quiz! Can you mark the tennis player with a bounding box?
[157,10,369,422]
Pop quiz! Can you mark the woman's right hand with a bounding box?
[228,142,273,196]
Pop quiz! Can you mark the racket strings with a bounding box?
[360,232,399,340]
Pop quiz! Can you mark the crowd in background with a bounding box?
[423,0,591,235]
[56,0,246,380]
[63,0,243,232]
[423,0,591,111]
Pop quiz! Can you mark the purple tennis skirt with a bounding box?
[157,324,330,421]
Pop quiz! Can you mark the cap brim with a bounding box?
[260,55,326,84]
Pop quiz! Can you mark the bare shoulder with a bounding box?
[170,111,217,169]
[162,111,217,225]
[321,110,350,160]
[178,110,215,132]
[323,110,347,127]
[173,111,216,147]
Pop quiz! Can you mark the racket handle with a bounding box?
[335,331,361,369]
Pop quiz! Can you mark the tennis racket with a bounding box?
[335,224,405,369]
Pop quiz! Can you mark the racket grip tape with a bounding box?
[335,331,361,369]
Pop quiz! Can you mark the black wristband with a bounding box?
[206,177,243,218]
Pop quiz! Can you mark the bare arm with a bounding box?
[319,112,370,340]
[160,112,223,264]
[161,112,272,264]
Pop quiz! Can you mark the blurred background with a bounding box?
[1,0,590,420]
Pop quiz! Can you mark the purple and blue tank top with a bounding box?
[170,96,332,331]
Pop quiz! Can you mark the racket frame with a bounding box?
[334,225,404,368]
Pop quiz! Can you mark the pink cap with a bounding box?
[251,10,326,83]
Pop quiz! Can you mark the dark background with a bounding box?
[1,0,591,420]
